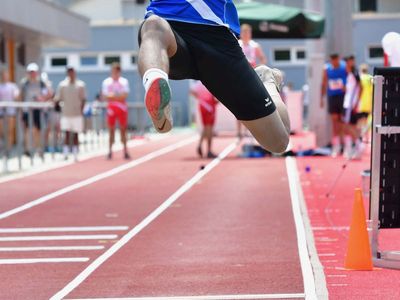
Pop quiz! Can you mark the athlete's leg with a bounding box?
[204,125,217,158]
[198,128,205,158]
[138,16,177,133]
[108,127,115,158]
[241,66,290,154]
[330,113,343,157]
[120,126,130,159]
[138,15,177,76]
[241,113,289,154]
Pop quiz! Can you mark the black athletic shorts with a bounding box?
[356,112,369,119]
[22,110,42,130]
[327,94,345,115]
[138,19,276,121]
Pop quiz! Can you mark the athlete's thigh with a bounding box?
[193,28,275,121]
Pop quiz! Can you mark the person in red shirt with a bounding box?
[191,81,218,158]
[102,63,130,160]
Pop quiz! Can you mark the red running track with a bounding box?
[0,132,309,300]
[298,152,400,300]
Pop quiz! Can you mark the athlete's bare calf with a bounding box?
[138,16,177,77]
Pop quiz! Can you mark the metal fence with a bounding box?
[0,101,184,174]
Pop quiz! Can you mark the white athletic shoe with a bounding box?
[145,78,173,133]
[255,65,284,92]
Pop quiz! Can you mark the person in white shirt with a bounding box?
[0,68,19,152]
[102,63,130,160]
[19,63,52,156]
[239,23,267,68]
[237,23,268,138]
[55,66,86,161]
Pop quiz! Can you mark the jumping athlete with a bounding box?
[138,0,290,154]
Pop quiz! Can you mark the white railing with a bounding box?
[0,101,184,174]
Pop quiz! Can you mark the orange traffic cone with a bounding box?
[344,188,373,270]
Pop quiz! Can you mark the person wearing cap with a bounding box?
[102,62,131,160]
[54,66,86,161]
[342,55,362,160]
[321,54,347,157]
[19,63,52,156]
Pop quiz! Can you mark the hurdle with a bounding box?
[370,67,400,269]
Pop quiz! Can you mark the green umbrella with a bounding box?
[236,1,325,39]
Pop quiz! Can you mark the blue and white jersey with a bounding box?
[145,0,241,36]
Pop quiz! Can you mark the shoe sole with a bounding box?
[145,78,172,133]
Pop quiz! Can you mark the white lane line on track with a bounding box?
[0,136,197,221]
[0,226,128,233]
[50,141,238,300]
[286,157,318,300]
[66,293,305,300]
[0,257,89,264]
[0,235,118,241]
[0,246,105,252]
[0,138,148,184]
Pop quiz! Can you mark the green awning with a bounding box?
[236,1,325,39]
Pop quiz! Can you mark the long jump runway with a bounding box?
[0,132,315,300]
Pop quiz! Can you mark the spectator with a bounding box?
[238,24,267,68]
[342,55,362,159]
[237,23,268,138]
[0,68,19,153]
[55,66,86,161]
[102,62,130,160]
[41,72,56,152]
[357,64,373,144]
[191,81,218,158]
[19,63,51,156]
[321,54,347,157]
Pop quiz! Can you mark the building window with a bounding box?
[274,49,291,62]
[0,37,5,63]
[360,0,377,12]
[131,55,137,65]
[80,56,98,66]
[368,46,384,59]
[296,49,306,60]
[51,57,68,67]
[17,43,26,66]
[104,55,120,65]
[273,48,306,64]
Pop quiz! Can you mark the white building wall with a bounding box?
[378,0,400,13]
[69,0,123,21]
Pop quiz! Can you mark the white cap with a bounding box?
[26,63,39,72]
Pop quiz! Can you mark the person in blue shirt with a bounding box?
[138,0,290,154]
[321,53,347,157]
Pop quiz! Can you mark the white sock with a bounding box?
[72,146,79,155]
[63,145,69,156]
[143,68,168,92]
